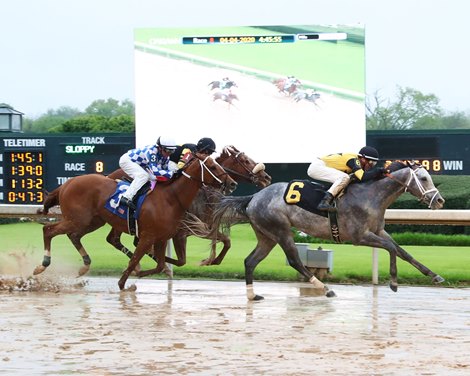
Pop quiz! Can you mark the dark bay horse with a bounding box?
[35,153,237,290]
[211,161,445,300]
[208,80,237,91]
[105,145,272,269]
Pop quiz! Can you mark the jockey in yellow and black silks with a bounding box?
[307,146,386,212]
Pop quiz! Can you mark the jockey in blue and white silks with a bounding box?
[118,136,177,209]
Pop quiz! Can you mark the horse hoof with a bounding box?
[251,295,264,301]
[389,282,398,292]
[325,290,336,298]
[199,259,211,266]
[433,275,445,284]
[33,265,46,275]
[77,265,90,277]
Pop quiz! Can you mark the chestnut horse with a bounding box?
[213,91,238,107]
[273,78,301,96]
[106,145,272,270]
[34,153,237,290]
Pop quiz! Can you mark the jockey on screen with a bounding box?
[284,76,298,91]
[307,146,387,212]
[118,136,177,210]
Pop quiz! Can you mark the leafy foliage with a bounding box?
[22,98,135,133]
[366,86,470,130]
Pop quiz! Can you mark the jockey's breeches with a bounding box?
[119,154,153,199]
[307,158,350,197]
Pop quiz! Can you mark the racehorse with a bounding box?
[105,145,272,270]
[34,153,237,290]
[293,89,321,105]
[273,78,301,96]
[213,91,239,107]
[39,146,272,275]
[208,80,237,91]
[211,161,446,301]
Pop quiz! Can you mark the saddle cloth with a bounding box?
[104,181,147,220]
[283,180,342,243]
[283,180,329,218]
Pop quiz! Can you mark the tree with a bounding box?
[366,86,443,130]
[85,98,134,117]
[48,114,135,133]
[23,106,81,133]
[22,99,135,133]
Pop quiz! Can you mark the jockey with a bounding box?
[307,146,385,212]
[169,137,217,170]
[284,76,297,91]
[196,137,216,155]
[118,135,177,210]
[220,77,235,91]
[169,143,197,171]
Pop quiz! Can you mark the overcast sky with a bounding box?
[1,0,469,118]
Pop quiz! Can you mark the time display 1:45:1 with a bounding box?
[9,151,43,163]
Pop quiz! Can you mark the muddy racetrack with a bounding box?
[1,275,469,375]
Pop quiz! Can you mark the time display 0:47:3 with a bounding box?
[6,191,44,203]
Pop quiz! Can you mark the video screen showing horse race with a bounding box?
[134,25,366,162]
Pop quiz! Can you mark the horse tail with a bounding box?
[211,195,253,238]
[37,186,61,215]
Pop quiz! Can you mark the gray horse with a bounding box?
[211,161,446,300]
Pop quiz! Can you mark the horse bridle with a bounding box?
[221,147,265,184]
[181,155,227,189]
[386,165,440,208]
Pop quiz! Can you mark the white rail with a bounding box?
[3,205,469,223]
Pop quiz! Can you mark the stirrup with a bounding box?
[120,196,136,210]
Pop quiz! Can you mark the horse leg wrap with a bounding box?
[121,247,132,257]
[246,285,256,300]
[42,255,51,267]
[82,255,91,265]
[309,275,325,289]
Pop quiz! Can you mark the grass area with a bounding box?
[1,222,469,287]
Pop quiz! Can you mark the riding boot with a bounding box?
[120,196,137,210]
[317,192,335,211]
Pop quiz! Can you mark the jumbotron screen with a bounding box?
[134,25,365,163]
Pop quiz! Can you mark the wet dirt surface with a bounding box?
[1,276,469,375]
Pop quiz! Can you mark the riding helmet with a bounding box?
[358,146,379,161]
[156,136,177,150]
[196,137,216,153]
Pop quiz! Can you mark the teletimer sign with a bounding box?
[0,133,135,204]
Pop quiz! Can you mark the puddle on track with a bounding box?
[1,276,469,375]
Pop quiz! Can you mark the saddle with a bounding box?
[283,180,342,243]
[105,179,152,236]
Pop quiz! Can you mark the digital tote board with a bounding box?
[0,134,134,204]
